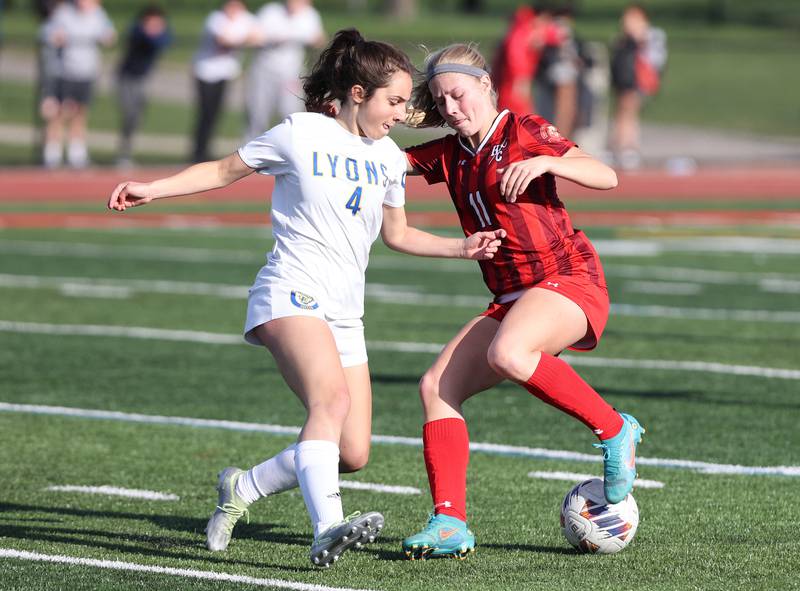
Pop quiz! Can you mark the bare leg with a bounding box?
[41,97,63,167]
[612,89,642,168]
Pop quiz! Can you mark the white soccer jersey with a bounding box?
[238,112,407,322]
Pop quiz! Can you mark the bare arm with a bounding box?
[497,146,617,202]
[108,152,254,211]
[381,205,505,259]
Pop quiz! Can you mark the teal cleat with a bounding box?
[402,513,475,560]
[205,467,250,552]
[594,413,645,504]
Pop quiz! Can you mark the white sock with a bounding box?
[67,140,88,168]
[43,142,62,168]
[235,444,298,504]
[295,440,343,539]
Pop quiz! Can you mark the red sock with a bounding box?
[423,418,469,521]
[524,353,623,439]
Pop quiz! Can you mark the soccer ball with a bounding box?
[560,478,639,554]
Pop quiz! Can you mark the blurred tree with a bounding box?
[461,0,484,13]
[707,0,727,24]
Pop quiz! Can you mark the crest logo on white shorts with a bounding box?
[290,290,319,310]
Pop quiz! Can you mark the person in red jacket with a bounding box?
[492,4,562,115]
[400,42,645,560]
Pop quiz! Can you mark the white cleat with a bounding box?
[309,511,384,567]
[205,467,250,552]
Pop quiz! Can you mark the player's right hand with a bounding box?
[108,181,154,211]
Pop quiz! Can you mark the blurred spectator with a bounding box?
[492,5,539,115]
[244,0,325,141]
[534,4,593,138]
[493,4,565,116]
[116,4,172,167]
[610,3,667,169]
[42,0,116,169]
[191,0,256,163]
[36,0,65,167]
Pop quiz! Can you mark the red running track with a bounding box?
[2,209,798,229]
[1,166,799,202]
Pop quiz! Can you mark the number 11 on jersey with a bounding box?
[346,186,363,216]
[469,190,491,227]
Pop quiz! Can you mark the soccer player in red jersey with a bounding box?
[400,43,645,560]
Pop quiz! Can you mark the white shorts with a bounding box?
[244,280,368,368]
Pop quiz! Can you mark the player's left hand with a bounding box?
[497,156,553,203]
[462,228,507,260]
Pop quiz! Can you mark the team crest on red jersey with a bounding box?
[540,124,562,142]
[490,139,509,162]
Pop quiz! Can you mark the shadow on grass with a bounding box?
[0,502,315,572]
[363,542,574,562]
[597,387,800,409]
[603,327,800,346]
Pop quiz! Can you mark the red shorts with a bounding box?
[481,275,610,351]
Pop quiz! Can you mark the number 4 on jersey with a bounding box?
[346,186,363,216]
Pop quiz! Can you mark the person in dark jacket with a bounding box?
[609,3,667,169]
[116,4,171,167]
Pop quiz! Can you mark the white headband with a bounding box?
[426,63,490,82]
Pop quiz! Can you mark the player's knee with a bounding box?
[40,98,60,120]
[339,448,370,473]
[487,341,532,381]
[418,371,440,409]
[309,387,351,425]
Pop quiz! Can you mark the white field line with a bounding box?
[3,237,800,269]
[45,485,179,501]
[0,273,250,299]
[0,240,258,264]
[527,471,665,489]
[1,320,798,379]
[2,272,798,322]
[622,280,703,296]
[338,481,421,495]
[45,482,416,498]
[611,303,800,323]
[2,403,799,478]
[595,237,800,257]
[0,549,376,591]
[760,278,800,294]
[604,264,800,286]
[58,284,133,299]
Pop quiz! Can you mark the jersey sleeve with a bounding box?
[238,118,293,175]
[383,149,407,208]
[405,137,447,185]
[518,114,576,157]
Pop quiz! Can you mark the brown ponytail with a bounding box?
[303,29,416,114]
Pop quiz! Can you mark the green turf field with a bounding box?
[1,201,799,589]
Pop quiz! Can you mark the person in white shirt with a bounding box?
[244,0,325,141]
[42,0,116,168]
[191,0,257,162]
[108,29,505,567]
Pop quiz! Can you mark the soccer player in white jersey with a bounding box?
[108,29,505,567]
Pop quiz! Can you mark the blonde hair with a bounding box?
[407,43,497,128]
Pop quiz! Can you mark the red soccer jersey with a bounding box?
[406,110,606,299]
